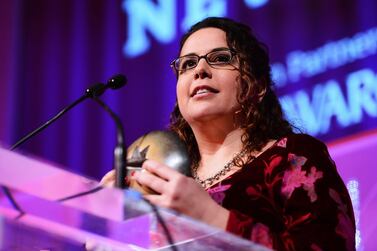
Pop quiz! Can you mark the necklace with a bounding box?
[192,148,250,188]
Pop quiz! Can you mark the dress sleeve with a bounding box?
[222,135,356,251]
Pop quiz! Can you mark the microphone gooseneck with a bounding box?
[11,93,88,151]
[92,74,128,189]
[91,97,127,189]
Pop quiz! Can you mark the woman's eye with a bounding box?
[180,59,197,70]
[210,53,231,63]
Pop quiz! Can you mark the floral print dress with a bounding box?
[207,134,355,251]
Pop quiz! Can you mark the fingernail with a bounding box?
[132,171,139,179]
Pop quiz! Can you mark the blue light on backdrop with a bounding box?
[123,0,272,57]
[123,0,177,57]
[280,68,377,136]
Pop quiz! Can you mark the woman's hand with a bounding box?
[133,160,230,229]
[100,169,116,187]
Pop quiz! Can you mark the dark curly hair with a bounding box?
[169,17,293,167]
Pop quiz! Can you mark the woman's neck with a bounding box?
[191,123,244,164]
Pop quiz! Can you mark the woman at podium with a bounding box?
[102,17,355,251]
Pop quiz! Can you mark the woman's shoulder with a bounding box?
[276,133,327,152]
[268,133,332,165]
[268,133,339,175]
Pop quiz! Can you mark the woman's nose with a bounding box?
[194,58,212,79]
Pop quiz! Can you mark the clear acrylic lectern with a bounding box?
[0,146,271,251]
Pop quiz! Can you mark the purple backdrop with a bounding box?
[0,0,179,177]
[0,1,376,249]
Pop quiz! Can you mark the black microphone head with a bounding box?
[86,83,107,97]
[107,74,127,89]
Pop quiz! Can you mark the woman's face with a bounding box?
[176,28,241,126]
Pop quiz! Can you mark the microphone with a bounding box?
[6,74,126,219]
[107,74,127,90]
[91,74,129,189]
[11,74,126,150]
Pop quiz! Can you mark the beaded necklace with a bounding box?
[192,148,251,188]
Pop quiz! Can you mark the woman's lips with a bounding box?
[191,85,219,97]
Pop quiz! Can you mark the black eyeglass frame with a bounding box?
[170,48,237,74]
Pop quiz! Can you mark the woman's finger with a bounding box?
[142,159,179,180]
[143,194,163,206]
[143,194,178,210]
[134,169,167,194]
[100,169,116,187]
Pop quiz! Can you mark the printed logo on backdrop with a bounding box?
[122,0,270,58]
[273,27,377,138]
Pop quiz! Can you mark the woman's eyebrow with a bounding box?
[211,47,230,52]
[180,52,197,57]
[180,47,230,57]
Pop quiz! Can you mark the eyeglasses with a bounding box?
[170,48,237,74]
